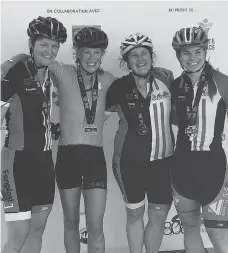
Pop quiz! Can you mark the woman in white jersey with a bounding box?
[171,26,228,253]
[105,33,174,253]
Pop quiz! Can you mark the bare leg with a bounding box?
[20,205,52,253]
[173,189,204,253]
[126,204,145,253]
[2,219,30,253]
[144,203,171,253]
[83,188,107,253]
[59,188,81,253]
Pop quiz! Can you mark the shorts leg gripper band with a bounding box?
[204,219,228,229]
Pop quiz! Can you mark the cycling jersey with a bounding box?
[171,68,228,151]
[49,63,115,147]
[106,70,174,162]
[1,59,54,151]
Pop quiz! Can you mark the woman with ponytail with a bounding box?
[171,26,228,253]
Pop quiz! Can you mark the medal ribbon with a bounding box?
[131,73,153,129]
[77,68,99,125]
[183,69,207,128]
[25,58,51,125]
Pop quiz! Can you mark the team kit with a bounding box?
[1,16,228,253]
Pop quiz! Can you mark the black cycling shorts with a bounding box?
[1,147,55,221]
[171,149,227,206]
[55,145,107,190]
[113,155,173,208]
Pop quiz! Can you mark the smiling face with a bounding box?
[77,47,105,74]
[127,46,152,77]
[178,46,206,72]
[31,37,60,68]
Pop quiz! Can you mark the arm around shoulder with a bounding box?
[1,54,29,80]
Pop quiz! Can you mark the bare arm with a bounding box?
[1,54,29,80]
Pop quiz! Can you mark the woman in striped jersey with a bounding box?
[171,26,228,253]
[105,33,174,253]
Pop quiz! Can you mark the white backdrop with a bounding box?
[1,1,228,252]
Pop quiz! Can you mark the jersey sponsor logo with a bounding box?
[151,91,170,101]
[178,95,186,101]
[127,102,136,108]
[79,227,88,244]
[209,199,228,216]
[41,206,49,211]
[1,169,14,208]
[25,88,37,92]
[24,77,35,86]
[126,94,134,100]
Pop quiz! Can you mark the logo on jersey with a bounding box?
[128,102,136,108]
[1,169,14,208]
[80,227,88,244]
[151,91,170,101]
[41,206,49,211]
[24,77,36,87]
[209,199,228,216]
[178,95,186,101]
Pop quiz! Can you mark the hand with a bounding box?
[154,67,174,81]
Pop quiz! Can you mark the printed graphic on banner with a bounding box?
[72,25,101,61]
[198,18,215,51]
[80,227,88,244]
[164,214,183,235]
[164,215,206,236]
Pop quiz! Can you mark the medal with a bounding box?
[77,68,99,135]
[182,71,206,142]
[84,124,98,135]
[185,125,198,141]
[131,74,154,137]
[137,123,148,136]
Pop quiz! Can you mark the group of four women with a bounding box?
[1,16,228,253]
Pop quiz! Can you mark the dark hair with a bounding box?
[204,61,217,101]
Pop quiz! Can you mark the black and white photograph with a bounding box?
[1,1,228,253]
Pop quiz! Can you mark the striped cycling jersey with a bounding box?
[171,69,228,151]
[48,63,115,147]
[1,60,53,151]
[106,70,174,162]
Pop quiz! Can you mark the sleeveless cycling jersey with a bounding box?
[49,63,115,147]
[171,69,228,151]
[106,70,174,162]
[1,60,53,151]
